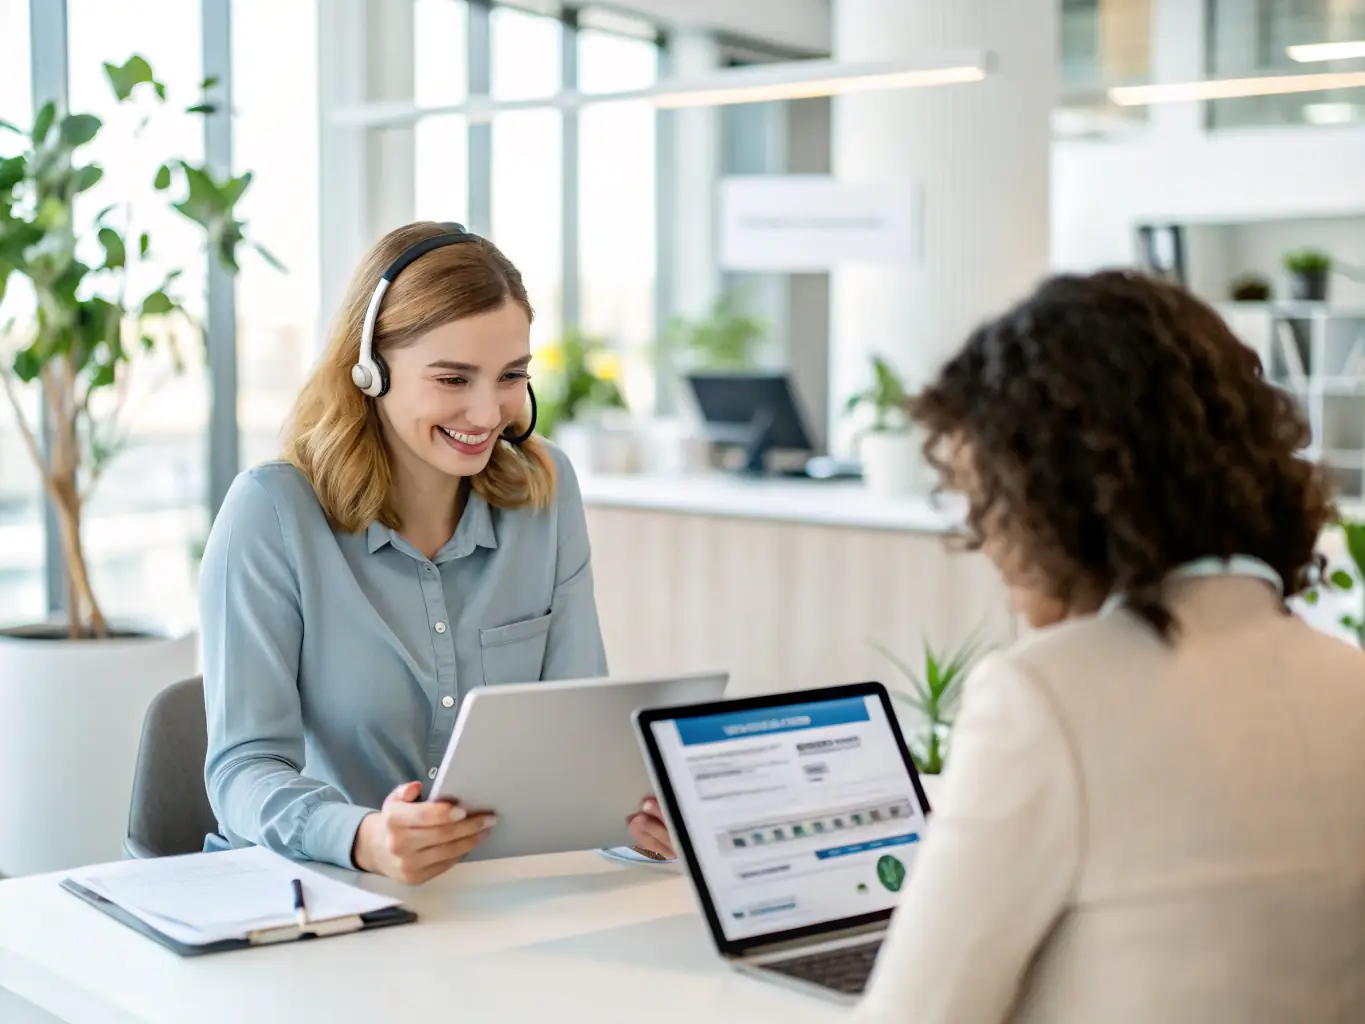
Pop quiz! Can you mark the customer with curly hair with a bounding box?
[856,271,1365,1024]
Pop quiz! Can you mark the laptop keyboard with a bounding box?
[763,941,882,995]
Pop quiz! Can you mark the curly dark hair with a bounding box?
[913,269,1336,638]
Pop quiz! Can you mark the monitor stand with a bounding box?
[737,407,775,476]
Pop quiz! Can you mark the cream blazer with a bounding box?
[855,575,1365,1024]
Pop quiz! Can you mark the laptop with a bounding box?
[632,681,931,1004]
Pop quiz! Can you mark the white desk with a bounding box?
[0,852,847,1024]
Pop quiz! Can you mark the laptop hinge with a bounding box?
[736,921,886,960]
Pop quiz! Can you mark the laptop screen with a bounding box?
[647,690,928,944]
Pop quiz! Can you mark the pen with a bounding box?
[291,878,308,929]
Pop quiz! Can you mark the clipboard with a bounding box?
[60,877,418,957]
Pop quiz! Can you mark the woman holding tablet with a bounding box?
[199,222,673,883]
[855,271,1365,1022]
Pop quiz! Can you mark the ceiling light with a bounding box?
[1288,40,1365,62]
[1109,70,1365,106]
[329,51,994,129]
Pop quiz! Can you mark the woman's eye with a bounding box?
[438,377,467,387]
[502,371,531,383]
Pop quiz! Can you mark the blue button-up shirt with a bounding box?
[198,444,608,868]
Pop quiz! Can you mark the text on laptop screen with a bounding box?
[651,695,926,942]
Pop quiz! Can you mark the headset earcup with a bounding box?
[372,350,391,399]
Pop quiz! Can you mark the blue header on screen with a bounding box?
[674,697,871,746]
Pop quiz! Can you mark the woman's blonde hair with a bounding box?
[283,221,557,533]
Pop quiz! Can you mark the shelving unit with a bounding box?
[1218,303,1365,503]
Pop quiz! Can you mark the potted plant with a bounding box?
[0,56,270,875]
[1284,249,1332,303]
[845,353,921,497]
[1228,273,1272,302]
[875,630,986,804]
[536,329,635,474]
[1301,516,1365,648]
[664,288,768,372]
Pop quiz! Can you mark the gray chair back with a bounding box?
[124,676,219,859]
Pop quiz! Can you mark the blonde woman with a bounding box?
[199,222,674,884]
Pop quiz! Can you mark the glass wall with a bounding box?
[1208,0,1365,128]
[1056,0,1152,135]
[66,0,208,629]
[234,0,321,472]
[414,0,470,224]
[490,4,563,349]
[578,25,658,406]
[0,0,44,626]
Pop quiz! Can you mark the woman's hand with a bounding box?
[627,797,677,860]
[352,781,497,884]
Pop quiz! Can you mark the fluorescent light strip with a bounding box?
[329,51,993,128]
[653,65,987,109]
[1110,70,1365,106]
[1288,40,1365,63]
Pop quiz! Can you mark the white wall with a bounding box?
[1052,128,1365,278]
[602,0,829,55]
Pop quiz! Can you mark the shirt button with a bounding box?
[428,767,438,780]
[434,621,447,633]
[425,564,435,573]
[441,695,455,708]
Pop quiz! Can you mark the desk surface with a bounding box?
[0,852,848,1024]
[578,471,964,534]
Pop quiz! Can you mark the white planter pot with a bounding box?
[0,627,199,876]
[860,430,925,497]
[554,421,640,476]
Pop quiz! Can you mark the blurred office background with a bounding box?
[2,0,1364,665]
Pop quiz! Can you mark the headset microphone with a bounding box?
[351,222,537,446]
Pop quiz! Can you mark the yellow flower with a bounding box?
[588,350,623,383]
[534,344,564,371]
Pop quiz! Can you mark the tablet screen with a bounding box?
[649,693,927,942]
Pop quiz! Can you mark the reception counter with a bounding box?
[576,472,1016,697]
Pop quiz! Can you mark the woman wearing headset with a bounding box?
[199,222,674,883]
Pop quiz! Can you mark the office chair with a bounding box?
[124,676,220,859]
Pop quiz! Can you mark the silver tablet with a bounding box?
[426,671,730,861]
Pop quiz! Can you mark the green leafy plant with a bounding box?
[1229,274,1272,302]
[1284,249,1332,275]
[664,289,767,371]
[1303,517,1365,647]
[534,328,627,440]
[844,353,911,433]
[875,630,986,775]
[0,55,275,640]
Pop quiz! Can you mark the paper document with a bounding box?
[67,847,400,946]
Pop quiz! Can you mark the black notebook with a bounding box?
[60,847,417,957]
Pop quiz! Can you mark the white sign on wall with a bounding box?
[719,175,921,272]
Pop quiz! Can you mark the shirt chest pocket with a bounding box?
[478,612,552,686]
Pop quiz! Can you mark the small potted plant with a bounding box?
[1301,516,1365,648]
[845,354,920,497]
[664,288,768,372]
[1284,249,1332,303]
[875,631,986,804]
[536,329,634,474]
[1229,274,1272,303]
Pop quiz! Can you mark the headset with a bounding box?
[351,221,537,446]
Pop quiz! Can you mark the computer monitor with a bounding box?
[686,372,815,475]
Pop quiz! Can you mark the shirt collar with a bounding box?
[364,489,499,560]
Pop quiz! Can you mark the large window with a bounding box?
[0,0,44,626]
[1208,0,1365,128]
[67,0,207,629]
[414,0,470,224]
[578,26,658,405]
[234,0,321,471]
[490,5,563,349]
[1056,0,1151,136]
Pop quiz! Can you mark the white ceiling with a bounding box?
[599,0,830,55]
